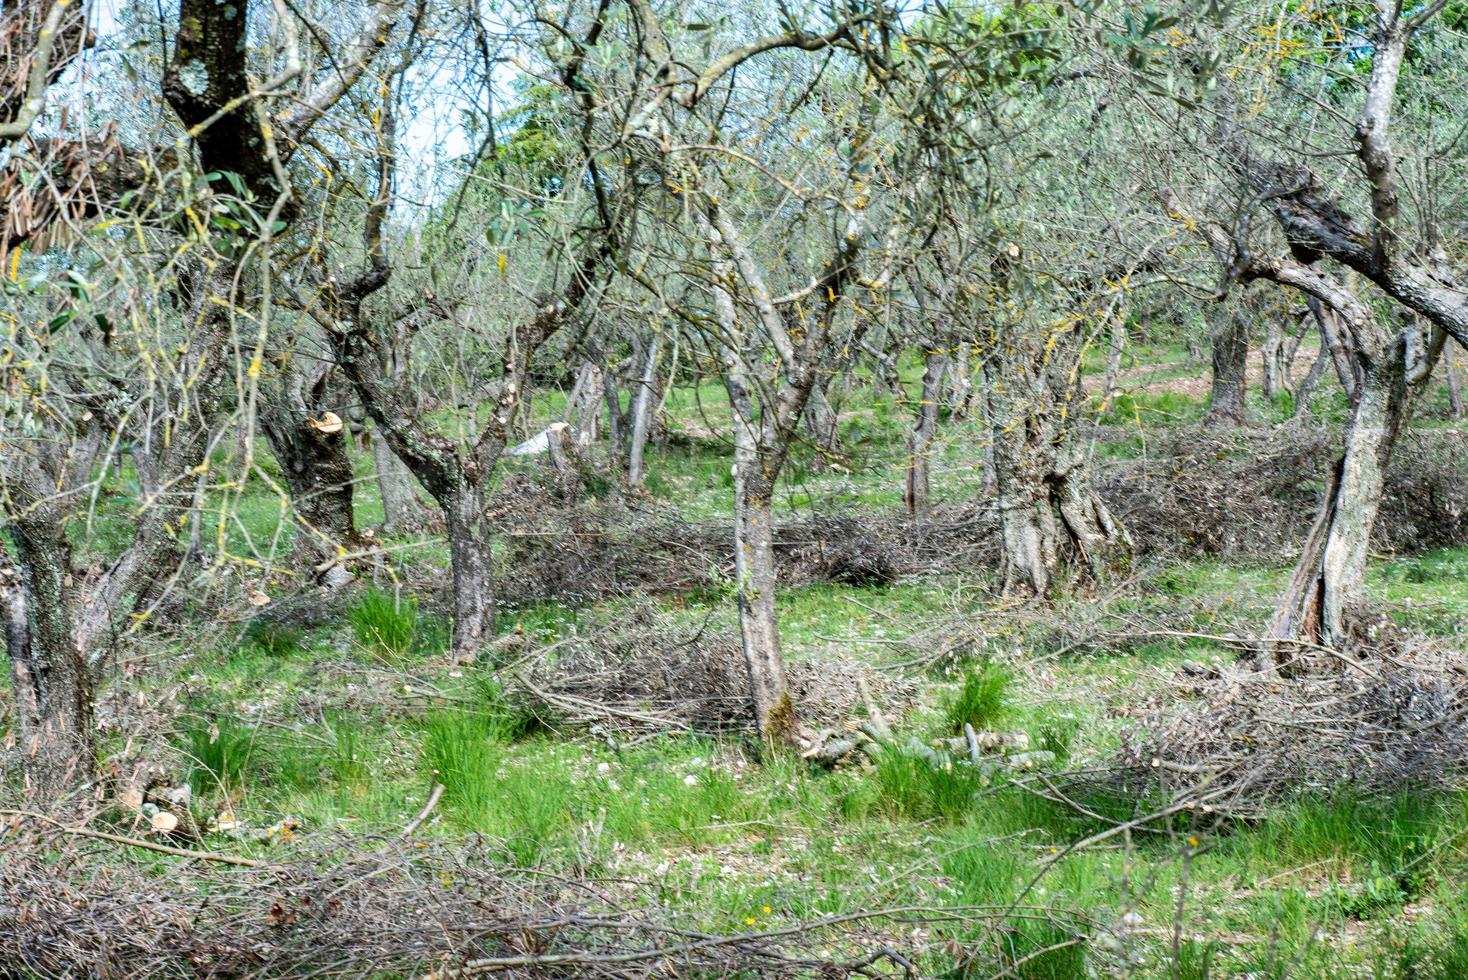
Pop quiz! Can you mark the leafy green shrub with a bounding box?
[944,662,1012,733]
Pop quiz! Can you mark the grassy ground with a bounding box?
[13,349,1468,977]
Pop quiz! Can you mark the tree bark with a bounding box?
[565,361,603,443]
[709,237,803,745]
[1103,314,1126,407]
[601,361,624,459]
[1447,344,1466,419]
[985,340,1130,597]
[987,377,1061,596]
[1204,306,1249,428]
[1267,352,1407,651]
[947,354,974,420]
[259,380,362,587]
[1290,347,1329,425]
[1,503,94,797]
[904,349,947,513]
[373,431,422,532]
[626,330,662,486]
[1266,314,1439,653]
[729,417,798,744]
[1054,439,1132,580]
[1315,299,1362,408]
[804,382,841,466]
[443,488,496,663]
[1261,317,1287,401]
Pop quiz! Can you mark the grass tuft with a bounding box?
[180,716,257,796]
[243,619,307,657]
[348,589,451,662]
[350,589,419,660]
[869,745,984,821]
[944,662,1012,733]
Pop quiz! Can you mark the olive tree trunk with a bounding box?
[1290,347,1329,425]
[260,381,362,587]
[985,343,1130,597]
[1267,354,1406,651]
[1266,311,1441,653]
[626,330,662,486]
[1204,306,1249,428]
[1447,344,1466,419]
[727,389,798,744]
[443,487,496,662]
[805,383,841,466]
[373,432,423,532]
[1,505,94,798]
[988,383,1061,596]
[904,349,947,512]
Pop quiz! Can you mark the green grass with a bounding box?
[349,589,419,659]
[348,588,450,663]
[179,716,258,797]
[1097,389,1205,426]
[944,662,1013,733]
[242,619,308,658]
[33,363,1468,975]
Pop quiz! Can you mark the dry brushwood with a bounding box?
[0,823,928,979]
[1101,429,1468,560]
[488,428,1468,614]
[489,490,1000,607]
[504,604,917,734]
[1107,640,1468,818]
[801,681,1057,778]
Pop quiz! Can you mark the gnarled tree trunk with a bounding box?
[260,366,363,587]
[1267,314,1439,653]
[805,383,841,466]
[728,400,798,745]
[1204,306,1249,428]
[565,361,603,444]
[988,378,1061,596]
[1,504,94,798]
[443,487,495,662]
[1267,353,1406,651]
[1447,343,1466,419]
[374,432,422,532]
[1290,346,1329,426]
[626,330,662,486]
[1261,318,1283,401]
[985,342,1131,597]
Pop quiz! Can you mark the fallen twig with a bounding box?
[1,809,269,868]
